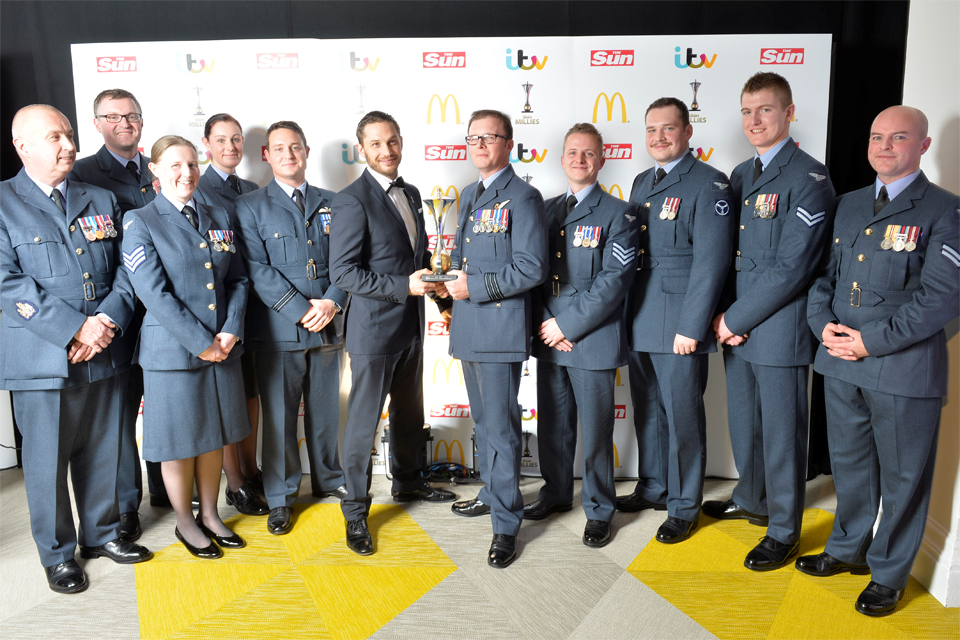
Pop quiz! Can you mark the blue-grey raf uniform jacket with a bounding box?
[449,165,548,363]
[722,139,836,366]
[69,145,156,214]
[0,170,136,389]
[121,196,248,370]
[234,181,347,351]
[628,152,734,354]
[533,186,638,370]
[808,173,960,397]
[196,165,259,212]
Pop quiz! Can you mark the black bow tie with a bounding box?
[388,177,405,191]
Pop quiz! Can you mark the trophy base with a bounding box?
[422,273,457,282]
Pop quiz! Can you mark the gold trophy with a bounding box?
[422,187,457,281]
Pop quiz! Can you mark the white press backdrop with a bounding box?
[70,34,832,477]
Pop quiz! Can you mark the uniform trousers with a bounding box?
[341,344,426,521]
[256,345,345,509]
[630,351,709,522]
[463,360,524,536]
[823,377,941,589]
[14,374,126,566]
[724,349,808,545]
[536,362,616,522]
[627,350,668,504]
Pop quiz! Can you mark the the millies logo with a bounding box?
[425,145,467,161]
[257,53,299,69]
[602,143,632,160]
[590,50,634,66]
[97,56,137,72]
[760,48,805,64]
[423,52,466,68]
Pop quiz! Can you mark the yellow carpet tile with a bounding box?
[136,504,456,640]
[627,508,959,640]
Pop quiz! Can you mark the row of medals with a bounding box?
[573,228,600,247]
[880,236,917,252]
[80,220,116,241]
[210,239,237,253]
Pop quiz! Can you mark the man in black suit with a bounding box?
[330,111,456,556]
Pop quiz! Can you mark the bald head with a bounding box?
[873,106,929,138]
[868,105,932,183]
[11,104,76,187]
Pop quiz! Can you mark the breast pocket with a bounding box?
[868,249,912,291]
[9,228,70,278]
[258,225,298,264]
[833,228,860,282]
[573,244,601,279]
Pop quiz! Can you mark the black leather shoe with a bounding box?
[249,469,265,496]
[175,527,222,559]
[346,518,374,556]
[267,506,293,535]
[392,482,457,503]
[149,494,171,508]
[583,520,612,548]
[313,484,349,500]
[451,498,490,517]
[856,581,904,617]
[615,490,667,513]
[225,483,269,516]
[656,516,698,544]
[796,552,870,577]
[523,499,573,521]
[119,511,142,542]
[488,534,517,568]
[196,514,246,549]
[744,536,800,571]
[702,499,768,526]
[79,538,153,564]
[44,559,87,594]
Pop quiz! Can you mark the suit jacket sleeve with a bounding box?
[233,195,312,324]
[806,195,844,337]
[93,195,136,334]
[723,174,836,336]
[329,190,410,304]
[122,212,215,356]
[220,208,248,340]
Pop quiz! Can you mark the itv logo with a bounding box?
[346,51,379,71]
[176,53,216,74]
[505,48,548,71]
[674,47,717,69]
[510,142,547,164]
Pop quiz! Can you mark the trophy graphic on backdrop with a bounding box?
[193,86,204,116]
[421,187,457,282]
[689,79,701,112]
[522,431,533,458]
[357,84,367,114]
[521,81,534,113]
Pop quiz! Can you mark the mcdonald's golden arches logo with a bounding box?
[434,439,465,464]
[593,92,627,123]
[427,94,461,124]
[600,184,624,200]
[432,357,464,385]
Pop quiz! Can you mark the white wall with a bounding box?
[901,0,960,607]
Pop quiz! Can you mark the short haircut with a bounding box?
[740,72,793,109]
[204,113,243,139]
[355,110,400,144]
[468,109,513,141]
[93,89,142,116]
[266,120,307,147]
[645,97,690,128]
[150,135,196,164]
[563,122,604,151]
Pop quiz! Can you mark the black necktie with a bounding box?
[753,157,763,184]
[126,160,141,183]
[182,205,199,230]
[293,188,305,215]
[388,177,406,191]
[566,194,578,216]
[874,186,889,215]
[228,174,241,195]
[475,181,485,206]
[653,167,667,188]
[50,189,65,214]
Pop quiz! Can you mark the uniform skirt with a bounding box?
[141,357,251,461]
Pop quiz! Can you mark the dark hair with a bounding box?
[356,110,400,144]
[93,89,142,116]
[468,109,513,141]
[204,113,243,139]
[266,120,307,147]
[645,97,690,128]
[741,72,793,109]
[563,123,603,150]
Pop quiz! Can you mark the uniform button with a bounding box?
[69,225,76,232]
[736,250,741,256]
[553,274,559,280]
[744,199,750,206]
[305,220,311,227]
[469,216,475,222]
[34,237,41,242]
[274,233,280,238]
[199,242,208,249]
[555,252,561,258]
[76,248,83,255]
[83,272,91,279]
[208,304,216,311]
[456,224,460,229]
[496,302,501,307]
[204,262,212,269]
[835,238,840,243]
[466,237,470,243]
[644,202,651,208]
[560,230,564,236]
[307,240,314,245]
[206,283,214,290]
[865,229,873,235]
[640,225,647,232]
[852,281,859,287]
[639,248,645,254]
[740,225,745,230]
[141,187,147,193]
[858,254,865,261]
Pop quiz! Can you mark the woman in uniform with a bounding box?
[198,114,267,517]
[122,135,250,558]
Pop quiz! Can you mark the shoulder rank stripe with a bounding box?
[942,244,960,268]
[796,206,826,227]
[611,242,635,266]
[123,245,146,273]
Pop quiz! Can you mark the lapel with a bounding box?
[304,185,327,222]
[138,153,155,193]
[201,165,231,204]
[872,173,929,224]
[98,145,140,189]
[195,201,214,236]
[361,169,409,238]
[648,151,695,199]
[267,180,305,222]
[64,180,93,222]
[473,164,516,213]
[563,184,604,226]
[156,193,202,237]
[14,169,70,220]
[745,138,796,197]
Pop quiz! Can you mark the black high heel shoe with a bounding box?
[175,527,223,559]
[195,514,246,549]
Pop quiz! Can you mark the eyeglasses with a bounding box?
[465,134,507,145]
[97,113,143,124]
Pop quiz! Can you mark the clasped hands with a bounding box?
[199,333,239,362]
[712,313,748,346]
[68,315,115,364]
